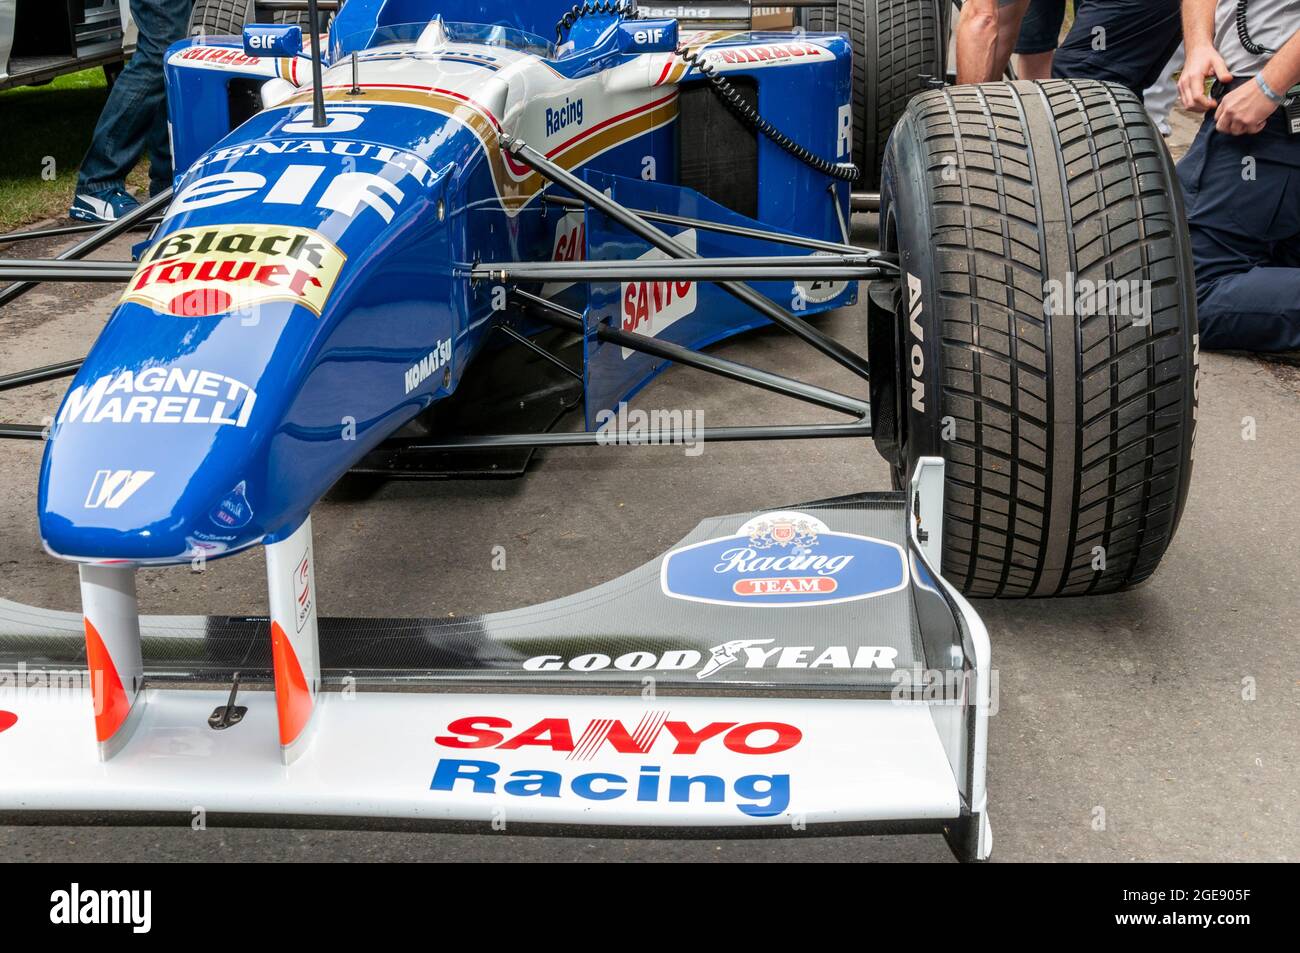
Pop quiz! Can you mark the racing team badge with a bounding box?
[660,510,908,607]
[122,223,346,318]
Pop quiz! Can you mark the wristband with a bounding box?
[1255,74,1285,104]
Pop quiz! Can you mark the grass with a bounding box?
[0,67,149,232]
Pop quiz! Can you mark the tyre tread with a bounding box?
[888,80,1196,597]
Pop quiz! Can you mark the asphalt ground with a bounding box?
[0,114,1297,862]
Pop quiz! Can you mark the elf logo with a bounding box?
[906,270,925,412]
[436,712,801,760]
[84,470,154,509]
[169,162,405,223]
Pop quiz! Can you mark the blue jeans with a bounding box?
[76,0,193,195]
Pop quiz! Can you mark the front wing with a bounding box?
[0,460,991,859]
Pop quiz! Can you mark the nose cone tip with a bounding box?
[38,394,268,564]
[36,319,276,565]
[38,464,262,564]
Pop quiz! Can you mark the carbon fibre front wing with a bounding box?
[0,459,992,860]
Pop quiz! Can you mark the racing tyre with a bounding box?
[267,3,332,31]
[874,80,1197,597]
[187,0,332,34]
[802,0,944,190]
[187,0,256,35]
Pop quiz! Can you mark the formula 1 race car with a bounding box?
[0,0,1197,861]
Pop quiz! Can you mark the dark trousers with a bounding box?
[1177,106,1300,351]
[76,0,193,195]
[1016,0,1070,55]
[1051,0,1182,97]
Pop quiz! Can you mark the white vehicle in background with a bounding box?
[0,0,135,91]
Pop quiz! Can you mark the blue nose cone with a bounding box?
[35,295,310,564]
[38,96,470,564]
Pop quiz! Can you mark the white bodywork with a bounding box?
[0,690,962,827]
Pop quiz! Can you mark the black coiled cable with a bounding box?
[1236,0,1275,55]
[551,3,860,182]
[675,46,861,182]
[555,1,637,45]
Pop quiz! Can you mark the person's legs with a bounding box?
[1051,0,1182,97]
[1194,269,1300,351]
[145,0,193,193]
[1013,0,1066,79]
[76,0,192,196]
[1143,42,1184,135]
[1177,112,1300,351]
[144,78,178,198]
[1017,50,1054,79]
[993,0,1032,79]
[956,0,1031,83]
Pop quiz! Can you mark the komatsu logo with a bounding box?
[906,271,925,412]
[403,338,452,394]
[59,369,257,427]
[545,97,584,136]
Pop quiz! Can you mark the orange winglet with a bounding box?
[270,620,314,747]
[83,618,130,743]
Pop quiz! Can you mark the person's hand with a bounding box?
[1215,79,1279,134]
[1179,43,1233,111]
